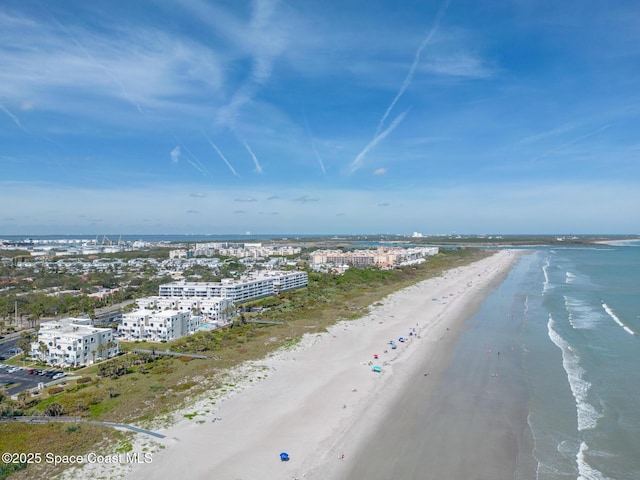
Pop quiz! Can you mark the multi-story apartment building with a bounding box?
[118,271,306,343]
[117,309,201,342]
[32,317,119,367]
[158,271,308,303]
[135,296,234,323]
[310,247,439,268]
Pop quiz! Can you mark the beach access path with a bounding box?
[78,249,520,480]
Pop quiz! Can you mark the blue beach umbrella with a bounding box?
[372,365,382,373]
[280,452,290,461]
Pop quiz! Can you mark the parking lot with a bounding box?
[0,364,66,396]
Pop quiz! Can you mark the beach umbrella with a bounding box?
[372,365,382,373]
[373,354,379,359]
[399,337,404,342]
[280,452,290,461]
[391,344,397,349]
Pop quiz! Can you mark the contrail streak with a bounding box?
[0,103,29,134]
[242,140,263,174]
[350,110,409,174]
[534,125,611,161]
[206,136,240,177]
[375,0,451,137]
[302,110,326,175]
[172,134,212,177]
[564,124,610,146]
[182,144,212,177]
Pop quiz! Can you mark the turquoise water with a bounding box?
[515,245,640,479]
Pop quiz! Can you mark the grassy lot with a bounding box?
[0,247,491,478]
[0,422,133,480]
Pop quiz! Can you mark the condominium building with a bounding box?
[135,296,234,323]
[32,317,119,367]
[158,270,308,303]
[117,309,201,342]
[310,247,439,268]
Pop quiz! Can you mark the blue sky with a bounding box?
[1,0,639,235]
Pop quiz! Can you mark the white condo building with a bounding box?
[118,271,307,343]
[158,270,308,302]
[32,317,119,367]
[118,309,203,342]
[135,296,234,323]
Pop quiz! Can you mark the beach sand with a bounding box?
[73,249,521,480]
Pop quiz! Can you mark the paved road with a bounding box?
[0,337,21,360]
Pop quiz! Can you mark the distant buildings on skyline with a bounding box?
[310,246,439,270]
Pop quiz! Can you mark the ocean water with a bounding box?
[512,245,640,480]
[344,245,640,480]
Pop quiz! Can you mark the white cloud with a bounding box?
[170,146,181,164]
[294,195,319,203]
[0,10,224,125]
[373,168,388,175]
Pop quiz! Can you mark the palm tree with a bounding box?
[106,340,117,357]
[16,338,31,359]
[38,341,48,362]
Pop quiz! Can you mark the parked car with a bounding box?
[52,373,66,380]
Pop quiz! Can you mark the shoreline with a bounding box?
[60,249,521,480]
[312,249,522,480]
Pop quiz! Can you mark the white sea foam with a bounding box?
[577,442,612,480]
[542,260,551,292]
[602,302,637,337]
[566,271,577,284]
[565,296,600,330]
[527,409,542,480]
[547,315,602,431]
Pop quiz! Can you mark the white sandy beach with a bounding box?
[62,249,520,480]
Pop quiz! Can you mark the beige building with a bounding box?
[311,246,439,268]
